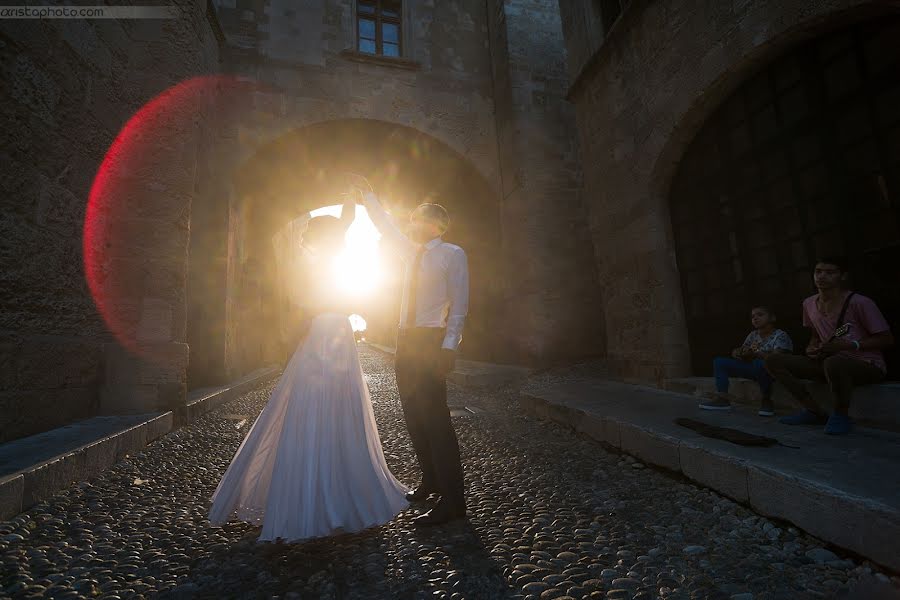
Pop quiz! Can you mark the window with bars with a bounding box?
[357,1,402,58]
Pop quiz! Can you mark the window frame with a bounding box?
[356,0,403,58]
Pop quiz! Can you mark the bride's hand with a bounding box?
[344,188,365,205]
[344,172,373,195]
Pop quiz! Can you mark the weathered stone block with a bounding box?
[16,338,101,390]
[546,402,582,429]
[136,298,175,343]
[748,465,900,572]
[0,475,24,521]
[679,443,749,503]
[618,422,681,472]
[99,383,159,415]
[575,413,622,448]
[103,342,188,386]
[21,455,78,508]
[0,337,16,391]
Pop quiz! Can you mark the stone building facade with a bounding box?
[6,0,895,445]
[558,0,900,381]
[203,0,602,374]
[1,0,603,443]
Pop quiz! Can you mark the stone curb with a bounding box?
[0,412,172,521]
[0,366,281,521]
[664,377,900,432]
[177,365,281,425]
[520,392,900,572]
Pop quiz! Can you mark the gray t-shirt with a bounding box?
[741,329,793,353]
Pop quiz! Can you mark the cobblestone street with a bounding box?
[2,347,897,600]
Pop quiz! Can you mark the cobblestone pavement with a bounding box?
[2,347,900,600]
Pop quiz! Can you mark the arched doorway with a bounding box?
[669,17,900,377]
[186,119,504,385]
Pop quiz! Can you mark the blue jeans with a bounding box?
[713,357,773,397]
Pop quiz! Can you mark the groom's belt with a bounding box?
[397,327,446,344]
[398,326,446,335]
[397,328,445,355]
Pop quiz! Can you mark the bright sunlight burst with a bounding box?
[348,314,367,333]
[309,204,383,298]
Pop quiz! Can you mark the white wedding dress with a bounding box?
[208,307,409,542]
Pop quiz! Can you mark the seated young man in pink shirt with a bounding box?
[765,257,894,435]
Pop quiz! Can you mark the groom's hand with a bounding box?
[345,173,373,196]
[439,349,457,376]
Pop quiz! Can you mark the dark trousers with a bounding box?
[713,357,773,397]
[765,353,885,415]
[395,327,465,509]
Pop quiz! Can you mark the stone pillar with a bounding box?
[96,78,211,415]
[186,112,237,389]
[487,0,604,365]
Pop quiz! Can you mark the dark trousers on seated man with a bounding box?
[395,327,465,512]
[765,353,884,416]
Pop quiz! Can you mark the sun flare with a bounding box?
[309,204,383,297]
[348,314,367,333]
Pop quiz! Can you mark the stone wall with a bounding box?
[0,1,222,441]
[212,0,501,186]
[557,0,891,383]
[205,0,602,366]
[487,0,604,363]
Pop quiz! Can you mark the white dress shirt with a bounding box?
[363,193,469,351]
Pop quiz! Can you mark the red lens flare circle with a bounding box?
[83,75,261,358]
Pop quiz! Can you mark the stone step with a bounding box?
[665,377,900,431]
[520,376,900,572]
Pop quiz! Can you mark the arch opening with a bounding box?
[186,119,505,385]
[668,16,900,377]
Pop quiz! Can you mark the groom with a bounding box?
[358,189,469,526]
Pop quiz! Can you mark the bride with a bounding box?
[207,194,409,542]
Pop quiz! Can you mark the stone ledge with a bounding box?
[0,475,23,519]
[0,412,172,521]
[747,465,900,572]
[178,365,280,425]
[519,382,900,572]
[0,366,280,521]
[664,377,900,431]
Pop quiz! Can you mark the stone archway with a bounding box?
[568,0,898,383]
[665,15,900,376]
[186,118,506,386]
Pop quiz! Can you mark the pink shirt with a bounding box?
[802,292,891,372]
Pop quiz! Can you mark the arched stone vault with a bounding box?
[564,0,898,382]
[186,118,506,389]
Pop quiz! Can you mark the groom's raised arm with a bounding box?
[362,192,417,262]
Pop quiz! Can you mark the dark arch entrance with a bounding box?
[669,17,900,377]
